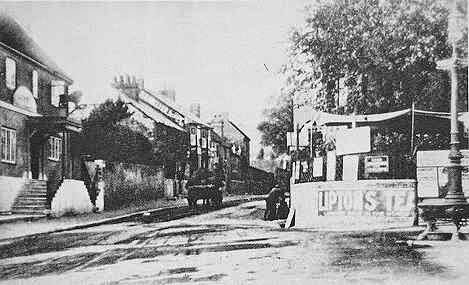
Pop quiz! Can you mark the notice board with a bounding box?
[416,150,469,198]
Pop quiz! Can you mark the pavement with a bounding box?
[2,200,468,284]
[0,194,265,241]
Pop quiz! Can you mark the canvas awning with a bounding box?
[294,105,469,129]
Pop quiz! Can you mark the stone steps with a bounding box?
[12,180,49,215]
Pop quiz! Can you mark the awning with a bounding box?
[294,105,469,128]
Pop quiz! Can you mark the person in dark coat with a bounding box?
[264,184,284,221]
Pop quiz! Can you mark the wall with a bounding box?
[0,45,69,115]
[291,179,416,227]
[103,162,165,210]
[0,176,26,212]
[0,107,28,177]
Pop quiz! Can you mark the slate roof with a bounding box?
[0,11,72,83]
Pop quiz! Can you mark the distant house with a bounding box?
[0,12,82,214]
[112,77,253,193]
[208,113,250,181]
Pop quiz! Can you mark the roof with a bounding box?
[120,94,186,132]
[0,11,72,83]
[229,120,250,140]
[142,88,210,128]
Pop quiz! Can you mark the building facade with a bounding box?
[208,113,250,181]
[0,12,81,214]
[113,77,250,192]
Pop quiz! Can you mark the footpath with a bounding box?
[0,194,265,241]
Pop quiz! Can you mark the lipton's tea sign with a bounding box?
[318,189,414,217]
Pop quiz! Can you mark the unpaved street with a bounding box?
[0,201,466,284]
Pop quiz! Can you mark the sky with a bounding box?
[4,0,310,158]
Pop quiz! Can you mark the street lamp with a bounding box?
[439,1,466,205]
[417,1,469,239]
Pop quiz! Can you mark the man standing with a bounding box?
[264,184,284,221]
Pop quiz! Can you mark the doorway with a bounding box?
[30,134,43,180]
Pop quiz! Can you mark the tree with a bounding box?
[81,99,156,165]
[152,123,188,178]
[284,0,467,114]
[257,91,293,155]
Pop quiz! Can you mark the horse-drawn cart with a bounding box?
[187,184,223,209]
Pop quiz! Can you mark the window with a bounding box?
[32,70,38,98]
[1,127,16,163]
[201,129,208,148]
[48,136,62,161]
[190,127,197,146]
[51,80,65,107]
[5,58,16,90]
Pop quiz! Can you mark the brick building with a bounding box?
[113,77,250,193]
[0,12,81,214]
[208,113,251,181]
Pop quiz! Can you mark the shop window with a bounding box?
[48,136,62,161]
[1,127,16,163]
[32,70,38,98]
[51,80,65,107]
[5,58,16,90]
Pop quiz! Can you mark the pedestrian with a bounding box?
[264,184,284,221]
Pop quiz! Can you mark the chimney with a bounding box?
[137,78,144,89]
[160,89,176,102]
[190,103,201,118]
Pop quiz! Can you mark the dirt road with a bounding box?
[0,201,466,284]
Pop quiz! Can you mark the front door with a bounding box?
[30,134,43,180]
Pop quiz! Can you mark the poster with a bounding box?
[416,167,439,197]
[343,155,359,181]
[364,156,389,174]
[313,157,323,177]
[326,151,336,181]
[416,150,469,198]
[335,126,370,155]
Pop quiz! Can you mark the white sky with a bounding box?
[4,0,309,158]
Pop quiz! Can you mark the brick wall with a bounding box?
[0,108,28,177]
[0,45,69,115]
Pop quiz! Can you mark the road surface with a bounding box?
[0,201,466,284]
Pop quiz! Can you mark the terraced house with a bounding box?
[0,12,82,214]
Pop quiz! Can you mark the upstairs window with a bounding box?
[1,127,16,163]
[190,127,197,146]
[51,80,65,107]
[200,129,208,148]
[48,136,62,161]
[5,58,16,90]
[32,70,38,98]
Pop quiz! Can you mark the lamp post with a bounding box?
[440,1,466,205]
[417,1,469,239]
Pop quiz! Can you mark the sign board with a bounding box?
[318,188,414,217]
[417,150,469,198]
[364,156,389,174]
[335,127,370,155]
[315,180,415,217]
